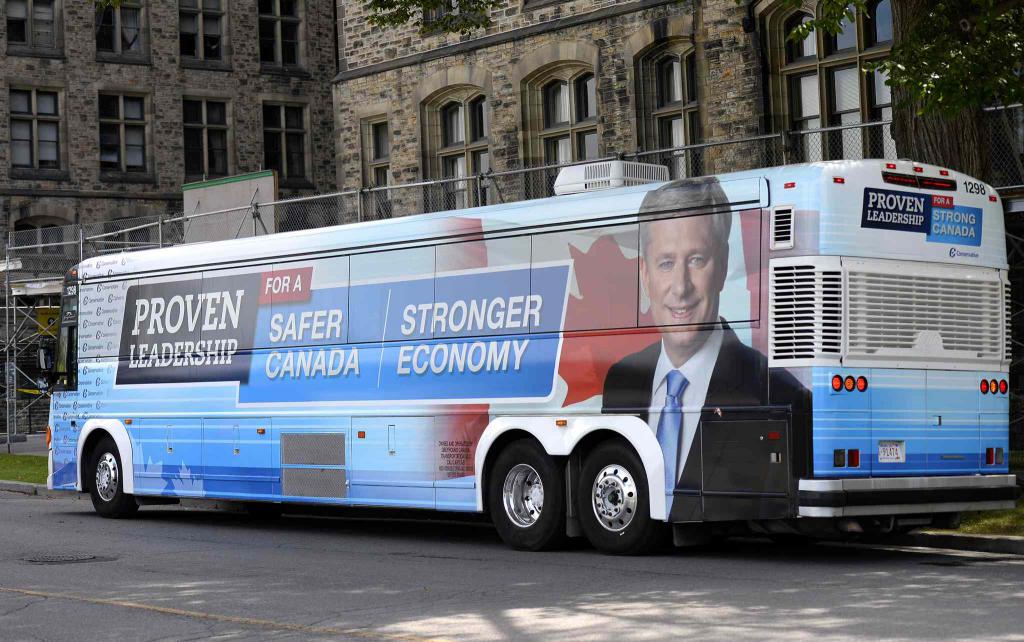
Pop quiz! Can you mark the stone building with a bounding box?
[1,0,339,240]
[333,0,897,201]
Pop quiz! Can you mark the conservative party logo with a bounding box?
[862,188,982,247]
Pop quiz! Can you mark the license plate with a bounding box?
[878,440,906,463]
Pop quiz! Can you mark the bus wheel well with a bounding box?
[480,429,541,514]
[80,429,113,491]
[569,430,640,468]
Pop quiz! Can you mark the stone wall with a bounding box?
[333,0,765,192]
[0,0,338,234]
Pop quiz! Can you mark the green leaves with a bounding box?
[774,0,1023,116]
[362,0,502,36]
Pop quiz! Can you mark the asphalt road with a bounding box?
[1,491,1023,641]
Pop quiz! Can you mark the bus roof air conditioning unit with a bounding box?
[553,160,669,195]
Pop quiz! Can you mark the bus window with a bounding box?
[54,281,78,390]
[435,236,531,338]
[638,211,758,331]
[531,223,639,332]
[349,246,435,344]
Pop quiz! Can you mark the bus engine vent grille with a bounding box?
[283,468,347,498]
[282,433,346,466]
[1005,281,1012,362]
[770,264,842,362]
[846,270,1004,362]
[770,207,794,250]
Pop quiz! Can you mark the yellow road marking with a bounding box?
[0,586,450,642]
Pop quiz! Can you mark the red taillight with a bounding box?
[848,449,861,468]
[913,166,924,173]
[939,169,950,176]
[986,448,996,465]
[833,177,845,184]
[999,379,1008,394]
[784,181,796,189]
[832,375,843,391]
[989,195,998,202]
[886,162,897,169]
[990,379,998,394]
[856,376,868,392]
[981,379,990,394]
[767,431,782,441]
[844,376,855,392]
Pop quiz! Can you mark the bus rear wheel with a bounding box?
[88,436,139,518]
[577,440,666,555]
[488,439,567,551]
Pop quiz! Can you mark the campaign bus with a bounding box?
[45,159,1019,554]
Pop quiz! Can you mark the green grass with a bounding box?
[958,501,1024,536]
[0,453,47,485]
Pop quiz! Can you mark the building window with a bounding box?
[865,0,892,47]
[99,94,147,173]
[183,98,229,180]
[258,0,300,67]
[524,64,598,167]
[423,87,491,210]
[636,41,701,178]
[95,0,144,57]
[424,0,456,25]
[263,103,307,181]
[6,0,57,50]
[768,2,894,162]
[179,0,223,61]
[362,117,391,218]
[9,88,60,170]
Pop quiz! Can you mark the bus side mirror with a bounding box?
[38,346,54,371]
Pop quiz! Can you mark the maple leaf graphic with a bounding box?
[559,235,655,407]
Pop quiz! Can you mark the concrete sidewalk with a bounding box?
[1,433,47,456]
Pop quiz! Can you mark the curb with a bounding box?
[3,482,1023,556]
[0,480,65,499]
[894,532,1024,556]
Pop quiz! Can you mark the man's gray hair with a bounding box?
[637,177,732,260]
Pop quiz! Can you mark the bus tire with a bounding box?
[487,439,567,551]
[577,440,667,555]
[88,436,139,519]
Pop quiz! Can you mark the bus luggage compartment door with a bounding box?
[202,418,274,495]
[699,408,791,521]
[350,417,435,508]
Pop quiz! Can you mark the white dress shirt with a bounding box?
[647,327,724,485]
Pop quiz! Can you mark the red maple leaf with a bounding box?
[558,236,656,407]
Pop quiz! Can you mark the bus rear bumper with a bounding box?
[798,475,1020,517]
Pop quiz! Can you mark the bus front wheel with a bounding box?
[88,436,139,518]
[577,440,667,555]
[488,439,567,551]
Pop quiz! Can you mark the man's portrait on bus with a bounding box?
[601,178,771,511]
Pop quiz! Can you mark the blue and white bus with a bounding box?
[46,159,1019,554]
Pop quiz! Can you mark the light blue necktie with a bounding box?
[657,370,688,494]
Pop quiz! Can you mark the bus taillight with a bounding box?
[986,448,996,465]
[831,375,843,391]
[999,379,1008,394]
[848,449,860,468]
[856,376,868,392]
[844,376,855,392]
[46,426,52,450]
[981,379,990,394]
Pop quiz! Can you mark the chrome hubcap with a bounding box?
[592,464,638,532]
[502,463,544,528]
[95,452,119,502]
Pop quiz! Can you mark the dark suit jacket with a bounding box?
[598,323,806,509]
[601,325,765,425]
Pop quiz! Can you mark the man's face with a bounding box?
[640,216,728,362]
